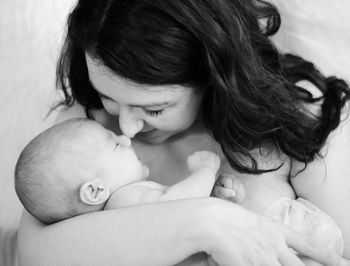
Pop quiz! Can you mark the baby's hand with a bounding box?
[187,151,220,173]
[212,174,246,202]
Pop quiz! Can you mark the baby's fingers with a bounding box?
[212,186,237,201]
[217,174,246,202]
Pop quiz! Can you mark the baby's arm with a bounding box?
[106,151,220,209]
[105,181,167,209]
[159,151,220,201]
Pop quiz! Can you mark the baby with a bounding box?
[14,118,221,225]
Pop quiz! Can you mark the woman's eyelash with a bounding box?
[100,95,112,102]
[144,109,163,117]
[100,94,163,117]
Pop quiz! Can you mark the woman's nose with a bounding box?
[118,107,144,138]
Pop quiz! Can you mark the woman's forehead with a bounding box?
[85,54,190,103]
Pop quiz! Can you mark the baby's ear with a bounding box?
[79,179,111,205]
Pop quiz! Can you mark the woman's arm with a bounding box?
[17,200,203,266]
[291,104,350,259]
[18,197,339,266]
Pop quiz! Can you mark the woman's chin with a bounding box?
[135,130,173,144]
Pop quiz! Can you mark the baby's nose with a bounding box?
[118,135,131,146]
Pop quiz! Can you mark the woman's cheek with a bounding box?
[156,115,193,132]
[102,101,119,116]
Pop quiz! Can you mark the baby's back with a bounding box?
[218,154,295,214]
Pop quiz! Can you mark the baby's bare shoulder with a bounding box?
[105,181,168,209]
[128,181,168,190]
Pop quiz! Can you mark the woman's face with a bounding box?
[86,55,202,144]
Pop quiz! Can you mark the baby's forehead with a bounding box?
[77,119,105,132]
[54,119,110,150]
[76,120,110,140]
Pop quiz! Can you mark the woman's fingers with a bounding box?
[283,226,340,266]
[339,258,350,266]
[278,249,305,266]
[202,199,339,266]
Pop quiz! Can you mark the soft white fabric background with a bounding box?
[0,1,349,265]
[0,1,76,265]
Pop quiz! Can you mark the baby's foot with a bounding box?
[212,173,246,202]
[187,151,220,173]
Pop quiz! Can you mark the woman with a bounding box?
[17,0,350,265]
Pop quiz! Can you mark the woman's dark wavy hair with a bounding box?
[57,0,350,174]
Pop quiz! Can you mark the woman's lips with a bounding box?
[137,129,156,136]
[135,129,163,143]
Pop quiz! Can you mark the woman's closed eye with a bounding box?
[144,109,164,117]
[100,94,112,103]
[100,94,164,117]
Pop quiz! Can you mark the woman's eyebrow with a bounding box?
[91,83,171,108]
[133,102,171,108]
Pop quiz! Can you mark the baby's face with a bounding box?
[103,134,149,183]
[85,122,150,189]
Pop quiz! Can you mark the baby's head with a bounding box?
[15,118,149,224]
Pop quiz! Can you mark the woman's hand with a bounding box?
[339,258,350,266]
[197,198,340,266]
